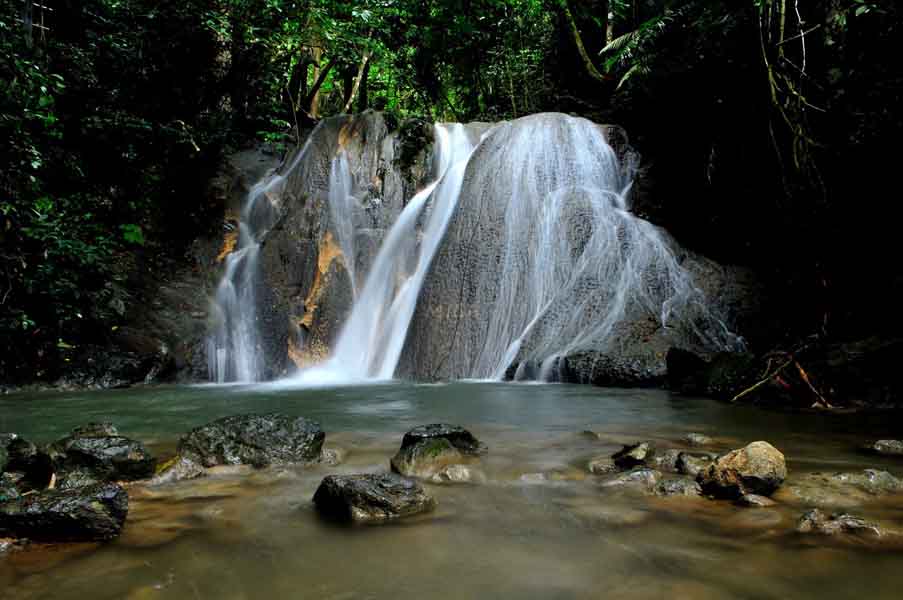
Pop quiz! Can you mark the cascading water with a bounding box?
[212,112,742,387]
[400,113,744,381]
[282,123,477,385]
[207,125,324,383]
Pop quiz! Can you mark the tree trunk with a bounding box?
[357,60,371,112]
[22,0,33,49]
[342,51,372,114]
[561,1,606,83]
[306,56,336,117]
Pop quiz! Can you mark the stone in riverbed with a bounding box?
[797,508,882,538]
[46,424,156,488]
[390,424,484,481]
[0,483,129,541]
[600,468,662,491]
[862,440,903,456]
[676,452,716,478]
[736,494,777,508]
[3,436,53,491]
[655,477,702,497]
[650,448,684,472]
[587,456,618,475]
[312,473,436,523]
[684,433,713,447]
[697,441,786,499]
[778,469,903,508]
[612,442,654,469]
[148,456,206,486]
[178,413,325,468]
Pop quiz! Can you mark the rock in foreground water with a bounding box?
[797,509,882,538]
[47,423,156,488]
[0,483,128,541]
[612,442,654,469]
[698,441,786,498]
[178,413,325,467]
[655,477,702,497]
[391,424,485,481]
[313,474,436,523]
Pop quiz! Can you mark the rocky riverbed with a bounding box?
[2,382,903,598]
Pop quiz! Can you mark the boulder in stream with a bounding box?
[676,452,716,478]
[390,424,485,481]
[655,477,703,497]
[46,423,156,488]
[600,468,662,491]
[3,435,53,491]
[612,442,654,469]
[697,441,787,498]
[313,473,436,523]
[0,483,129,541]
[178,413,325,467]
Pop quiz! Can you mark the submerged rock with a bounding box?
[612,442,654,469]
[178,413,325,467]
[797,509,882,538]
[650,449,684,473]
[47,424,156,488]
[312,473,436,523]
[587,456,619,475]
[0,483,128,541]
[148,456,206,486]
[600,468,662,491]
[863,440,903,456]
[779,469,903,508]
[697,441,786,498]
[684,433,713,447]
[390,424,484,481]
[676,452,716,478]
[655,477,702,497]
[736,494,777,508]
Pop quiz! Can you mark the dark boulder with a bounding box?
[3,436,53,491]
[46,424,156,487]
[697,441,787,498]
[612,442,654,469]
[398,424,485,455]
[178,413,325,467]
[313,473,436,523]
[391,424,485,481]
[0,483,129,542]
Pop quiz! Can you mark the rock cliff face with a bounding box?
[255,112,436,374]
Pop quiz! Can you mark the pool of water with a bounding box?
[2,382,903,599]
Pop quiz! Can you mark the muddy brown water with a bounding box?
[2,382,903,599]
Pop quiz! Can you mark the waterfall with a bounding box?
[211,112,742,386]
[207,125,324,382]
[400,113,744,380]
[282,123,477,385]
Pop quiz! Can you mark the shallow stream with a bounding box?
[2,383,903,599]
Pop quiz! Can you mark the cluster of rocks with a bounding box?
[312,423,487,523]
[585,432,903,544]
[1,413,332,546]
